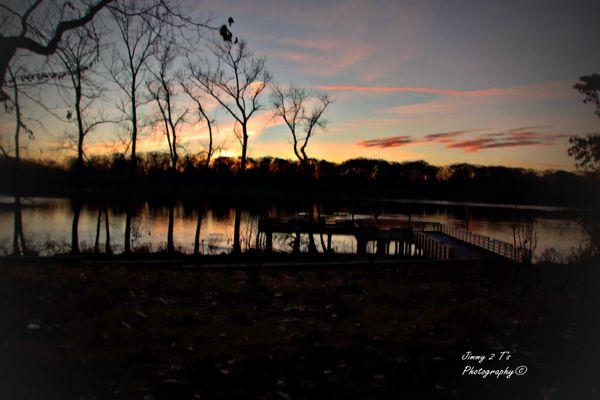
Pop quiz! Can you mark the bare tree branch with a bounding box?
[0,0,114,93]
[272,84,332,165]
[186,36,271,173]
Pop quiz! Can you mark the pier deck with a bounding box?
[258,218,528,263]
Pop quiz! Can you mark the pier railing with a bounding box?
[435,224,529,263]
[413,230,454,260]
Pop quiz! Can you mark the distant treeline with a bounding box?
[1,154,597,206]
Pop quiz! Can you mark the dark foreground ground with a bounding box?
[1,258,599,400]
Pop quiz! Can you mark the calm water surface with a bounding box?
[0,196,588,259]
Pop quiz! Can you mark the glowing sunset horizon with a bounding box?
[2,0,599,171]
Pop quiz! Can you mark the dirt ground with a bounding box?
[0,258,599,399]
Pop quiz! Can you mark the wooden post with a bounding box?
[293,231,300,254]
[357,237,367,255]
[265,231,273,253]
[377,239,386,255]
[327,233,332,253]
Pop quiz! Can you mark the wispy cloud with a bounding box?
[358,129,479,148]
[359,135,413,148]
[448,128,568,152]
[278,37,338,52]
[316,81,568,98]
[274,36,377,77]
[358,128,569,152]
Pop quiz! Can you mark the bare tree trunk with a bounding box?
[71,201,81,255]
[94,208,102,253]
[16,198,27,254]
[194,208,203,255]
[75,76,85,172]
[233,206,242,254]
[104,206,111,254]
[10,68,25,256]
[125,92,137,255]
[70,71,85,256]
[124,210,132,253]
[231,121,249,255]
[292,231,300,254]
[12,161,25,255]
[130,81,138,167]
[0,45,17,95]
[124,85,138,255]
[13,195,24,255]
[206,121,213,169]
[317,206,327,252]
[167,203,175,254]
[307,204,318,254]
[255,230,261,252]
[240,122,249,173]
[303,160,318,254]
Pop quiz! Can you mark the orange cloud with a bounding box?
[157,110,279,154]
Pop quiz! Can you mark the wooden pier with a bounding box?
[257,218,530,263]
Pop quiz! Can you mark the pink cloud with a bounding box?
[447,129,569,152]
[358,128,569,152]
[358,129,480,148]
[359,135,413,148]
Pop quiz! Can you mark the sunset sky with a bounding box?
[4,0,600,170]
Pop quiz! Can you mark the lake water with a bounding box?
[0,196,588,260]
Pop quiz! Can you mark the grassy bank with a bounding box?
[0,259,599,399]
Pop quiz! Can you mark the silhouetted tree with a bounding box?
[271,83,332,253]
[187,36,271,174]
[180,75,216,169]
[108,0,159,254]
[272,84,308,163]
[108,0,159,161]
[147,40,188,254]
[51,25,106,172]
[574,74,600,118]
[49,24,108,254]
[510,219,538,264]
[0,3,226,264]
[2,66,34,255]
[187,34,271,254]
[568,74,600,256]
[0,0,229,95]
[148,42,187,175]
[179,74,215,255]
[271,84,332,168]
[569,135,600,174]
[569,75,600,173]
